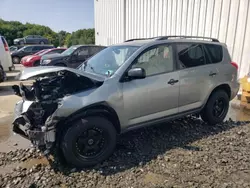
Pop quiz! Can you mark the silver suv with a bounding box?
[12,36,239,167]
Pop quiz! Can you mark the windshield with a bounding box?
[61,46,77,56]
[78,45,139,76]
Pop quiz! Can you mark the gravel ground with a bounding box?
[0,117,250,188]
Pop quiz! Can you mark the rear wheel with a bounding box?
[200,90,229,125]
[12,57,20,64]
[0,65,5,82]
[61,116,117,167]
[40,41,45,44]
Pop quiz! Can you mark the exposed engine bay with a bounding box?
[12,70,101,151]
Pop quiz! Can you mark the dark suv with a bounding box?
[40,45,106,68]
[11,45,54,64]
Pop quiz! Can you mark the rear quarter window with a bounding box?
[204,44,223,63]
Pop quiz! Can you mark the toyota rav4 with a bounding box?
[12,36,239,167]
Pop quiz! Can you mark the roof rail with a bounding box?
[156,36,220,42]
[124,37,159,42]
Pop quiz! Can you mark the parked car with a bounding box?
[0,35,14,71]
[21,48,67,67]
[0,62,7,83]
[14,35,49,45]
[11,45,54,64]
[9,45,24,52]
[12,36,239,168]
[40,45,106,68]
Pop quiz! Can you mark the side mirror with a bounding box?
[127,67,146,79]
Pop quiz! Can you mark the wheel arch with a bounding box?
[56,102,121,143]
[204,84,231,107]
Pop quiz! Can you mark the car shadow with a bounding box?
[47,116,249,176]
[0,85,14,96]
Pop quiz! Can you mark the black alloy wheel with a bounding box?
[61,116,117,167]
[200,90,229,125]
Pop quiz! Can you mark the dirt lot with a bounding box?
[0,65,250,187]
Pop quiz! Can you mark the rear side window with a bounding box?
[176,43,209,68]
[33,46,43,51]
[204,44,223,63]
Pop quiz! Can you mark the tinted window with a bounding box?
[23,46,33,52]
[26,36,34,39]
[42,46,53,49]
[78,48,89,57]
[177,44,208,68]
[204,44,223,63]
[89,47,105,55]
[33,46,43,51]
[132,44,174,76]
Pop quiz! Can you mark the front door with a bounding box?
[69,47,90,68]
[122,44,180,126]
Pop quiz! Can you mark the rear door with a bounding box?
[176,43,218,112]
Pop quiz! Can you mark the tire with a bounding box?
[61,116,117,167]
[40,41,45,44]
[0,66,5,82]
[200,90,229,125]
[12,57,20,64]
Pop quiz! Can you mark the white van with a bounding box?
[0,35,14,71]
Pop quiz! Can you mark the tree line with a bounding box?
[0,19,95,47]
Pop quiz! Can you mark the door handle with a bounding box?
[168,79,179,85]
[209,72,217,76]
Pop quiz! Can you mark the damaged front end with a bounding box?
[12,67,103,152]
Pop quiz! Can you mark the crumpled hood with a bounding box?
[17,66,106,82]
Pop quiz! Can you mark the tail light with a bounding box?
[1,37,9,51]
[231,61,238,70]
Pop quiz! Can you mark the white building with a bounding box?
[94,0,250,78]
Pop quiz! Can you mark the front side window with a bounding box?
[132,44,174,76]
[26,35,34,39]
[77,48,89,57]
[22,46,33,52]
[177,43,208,68]
[61,46,77,56]
[78,45,139,76]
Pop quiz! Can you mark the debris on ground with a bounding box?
[0,117,250,188]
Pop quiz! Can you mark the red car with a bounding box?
[21,48,66,67]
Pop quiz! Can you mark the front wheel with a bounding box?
[61,116,117,167]
[200,90,229,125]
[40,41,45,44]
